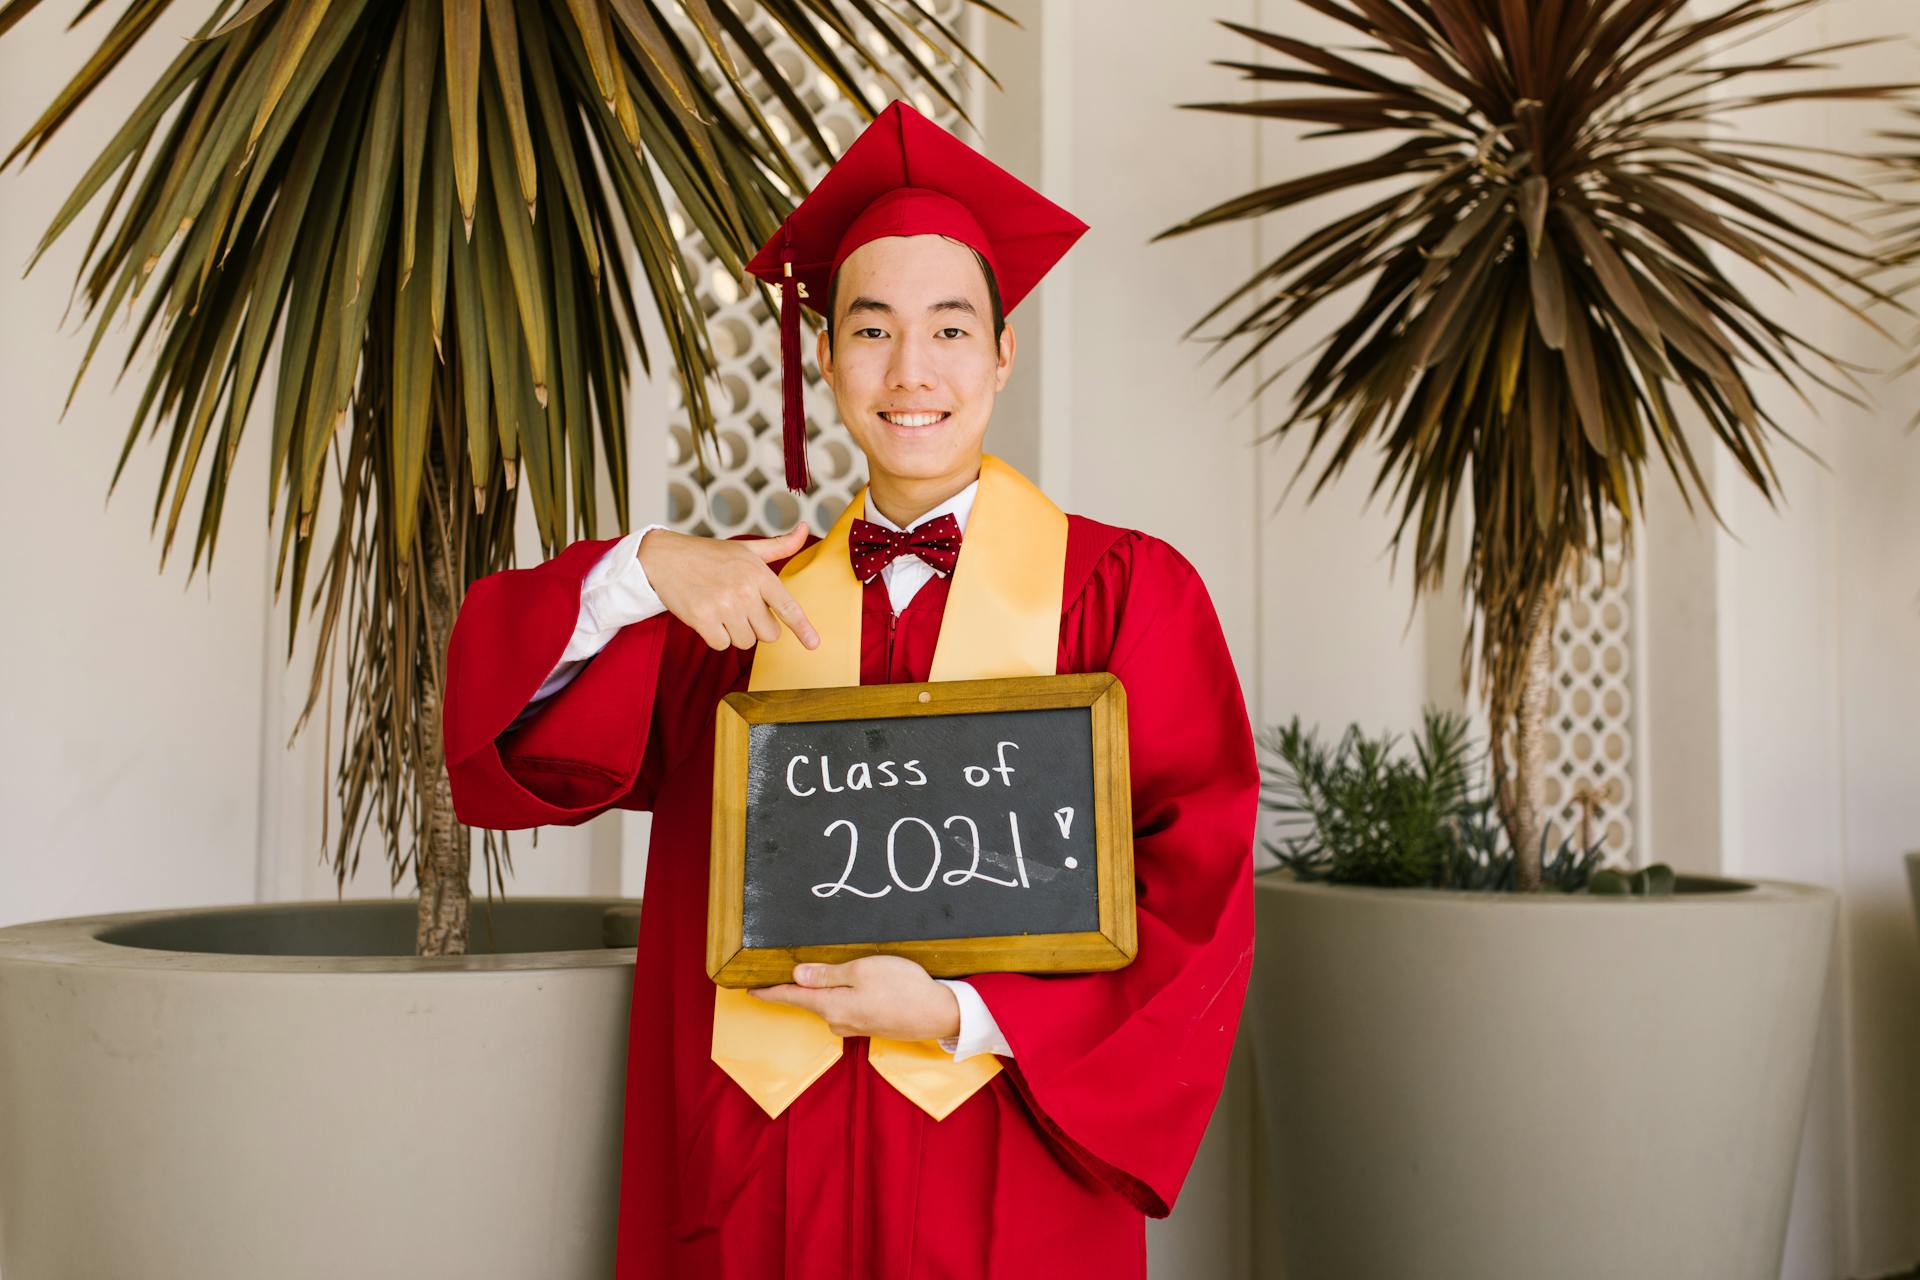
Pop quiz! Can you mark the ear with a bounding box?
[816,324,833,384]
[993,321,1016,392]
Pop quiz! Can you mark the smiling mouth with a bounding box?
[878,411,951,428]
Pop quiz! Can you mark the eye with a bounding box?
[855,327,886,339]
[938,327,967,339]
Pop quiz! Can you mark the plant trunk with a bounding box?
[414,498,470,957]
[1504,583,1559,892]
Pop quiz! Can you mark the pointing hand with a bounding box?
[638,523,821,652]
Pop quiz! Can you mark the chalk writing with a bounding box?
[741,707,1100,948]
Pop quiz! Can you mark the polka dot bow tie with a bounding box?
[847,513,963,583]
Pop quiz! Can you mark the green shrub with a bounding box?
[1258,708,1665,895]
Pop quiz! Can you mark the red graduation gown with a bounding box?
[442,514,1257,1278]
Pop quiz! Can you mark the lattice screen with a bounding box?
[655,5,977,540]
[1543,512,1638,864]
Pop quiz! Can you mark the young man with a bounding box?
[443,101,1256,1278]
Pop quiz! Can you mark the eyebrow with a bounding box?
[843,296,979,319]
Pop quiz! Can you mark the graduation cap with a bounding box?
[744,99,1089,492]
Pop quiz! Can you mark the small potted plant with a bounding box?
[1155,1,1917,1274]
[1245,710,1831,1277]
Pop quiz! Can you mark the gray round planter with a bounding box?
[1248,870,1837,1280]
[1907,852,1920,949]
[0,897,639,1280]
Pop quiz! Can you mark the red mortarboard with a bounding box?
[744,99,1089,492]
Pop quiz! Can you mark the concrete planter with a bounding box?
[1247,870,1837,1280]
[0,897,639,1280]
[1907,853,1920,949]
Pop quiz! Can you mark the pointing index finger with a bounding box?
[760,572,820,649]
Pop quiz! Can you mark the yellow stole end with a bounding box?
[709,454,1069,1120]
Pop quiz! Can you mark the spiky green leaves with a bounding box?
[11,0,992,584]
[1160,0,1918,759]
[5,0,996,898]
[1882,105,1920,392]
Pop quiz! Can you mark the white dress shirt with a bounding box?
[511,481,1012,1064]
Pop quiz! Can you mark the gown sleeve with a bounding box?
[967,533,1258,1218]
[441,534,752,830]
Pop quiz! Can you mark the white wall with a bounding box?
[1633,5,1920,1277]
[0,2,618,926]
[0,2,275,929]
[1732,11,1920,1276]
[5,2,1916,1278]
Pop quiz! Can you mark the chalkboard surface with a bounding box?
[708,674,1135,986]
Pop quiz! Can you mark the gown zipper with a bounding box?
[854,602,899,1267]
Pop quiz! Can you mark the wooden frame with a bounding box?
[708,672,1135,987]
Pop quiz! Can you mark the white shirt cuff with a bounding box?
[574,523,669,645]
[510,525,670,730]
[934,978,1013,1062]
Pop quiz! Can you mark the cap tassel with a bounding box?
[780,257,810,494]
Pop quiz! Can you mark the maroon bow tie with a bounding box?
[848,513,963,583]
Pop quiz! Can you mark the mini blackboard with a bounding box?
[707,673,1135,987]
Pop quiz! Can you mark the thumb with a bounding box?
[746,521,810,563]
[794,961,853,988]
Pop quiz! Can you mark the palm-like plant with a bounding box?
[2,0,999,952]
[1157,0,1918,889]
[1884,104,1920,385]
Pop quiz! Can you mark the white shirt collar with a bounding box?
[863,477,978,536]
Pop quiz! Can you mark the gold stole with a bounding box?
[709,454,1069,1121]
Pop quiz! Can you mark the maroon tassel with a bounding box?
[779,253,810,494]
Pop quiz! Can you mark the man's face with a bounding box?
[817,234,1014,492]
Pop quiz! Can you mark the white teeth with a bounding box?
[880,411,947,427]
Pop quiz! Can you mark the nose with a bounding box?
[885,329,938,392]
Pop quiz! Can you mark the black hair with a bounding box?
[823,238,1006,357]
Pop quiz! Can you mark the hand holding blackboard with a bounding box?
[708,673,1136,987]
[748,955,969,1042]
